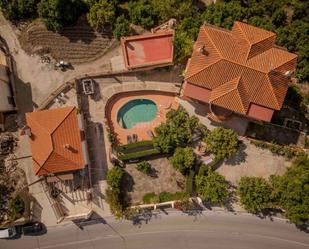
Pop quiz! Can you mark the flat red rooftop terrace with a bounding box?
[121,31,174,69]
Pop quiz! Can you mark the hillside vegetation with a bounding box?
[0,0,308,81]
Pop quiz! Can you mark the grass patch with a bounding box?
[142,191,189,204]
[118,148,161,161]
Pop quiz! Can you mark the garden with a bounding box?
[105,107,309,230]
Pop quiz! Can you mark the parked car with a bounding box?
[0,227,17,239]
[22,222,43,236]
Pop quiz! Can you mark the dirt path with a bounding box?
[0,14,121,105]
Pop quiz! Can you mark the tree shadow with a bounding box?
[122,171,135,193]
[58,16,112,45]
[90,80,102,102]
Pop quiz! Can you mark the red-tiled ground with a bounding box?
[106,91,178,145]
[122,32,174,69]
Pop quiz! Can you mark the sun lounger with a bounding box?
[147,130,154,139]
[127,135,132,144]
[133,134,138,142]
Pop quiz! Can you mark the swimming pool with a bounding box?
[117,99,158,129]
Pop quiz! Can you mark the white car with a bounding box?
[0,227,17,239]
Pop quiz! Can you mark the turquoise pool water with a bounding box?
[117,99,157,129]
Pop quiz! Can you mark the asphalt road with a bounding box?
[2,212,309,249]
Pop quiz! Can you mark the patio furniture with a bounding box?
[133,134,138,142]
[147,130,154,139]
[127,135,132,144]
[82,79,94,95]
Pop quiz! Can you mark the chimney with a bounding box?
[199,45,207,55]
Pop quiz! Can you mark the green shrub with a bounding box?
[136,161,152,174]
[106,166,124,192]
[143,192,157,204]
[9,196,25,220]
[105,187,124,218]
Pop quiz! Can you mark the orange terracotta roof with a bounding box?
[26,107,85,176]
[184,21,298,116]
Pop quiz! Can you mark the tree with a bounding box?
[106,166,124,192]
[9,196,25,220]
[136,161,152,175]
[87,0,115,31]
[202,1,245,30]
[0,0,39,21]
[37,0,85,31]
[271,9,287,28]
[270,156,309,226]
[153,107,199,153]
[113,15,131,40]
[195,166,229,205]
[151,0,196,22]
[237,177,273,213]
[171,147,195,175]
[204,127,238,160]
[173,32,193,63]
[128,0,158,29]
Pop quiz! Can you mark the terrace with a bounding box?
[106,91,178,144]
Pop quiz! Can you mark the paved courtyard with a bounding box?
[216,139,291,185]
[123,158,186,205]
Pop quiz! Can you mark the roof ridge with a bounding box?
[210,77,240,102]
[185,58,222,81]
[50,106,76,136]
[203,25,223,59]
[36,151,79,175]
[265,74,280,109]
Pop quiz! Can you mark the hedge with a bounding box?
[142,191,188,204]
[186,170,195,196]
[117,140,154,153]
[118,148,161,161]
[250,140,305,159]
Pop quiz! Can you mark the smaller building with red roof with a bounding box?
[121,31,174,70]
[182,21,297,123]
[25,106,89,176]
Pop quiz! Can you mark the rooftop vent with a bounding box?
[198,45,207,55]
[284,71,293,77]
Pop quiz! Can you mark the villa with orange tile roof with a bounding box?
[182,21,298,122]
[25,106,89,176]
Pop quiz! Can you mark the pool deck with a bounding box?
[107,91,178,144]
